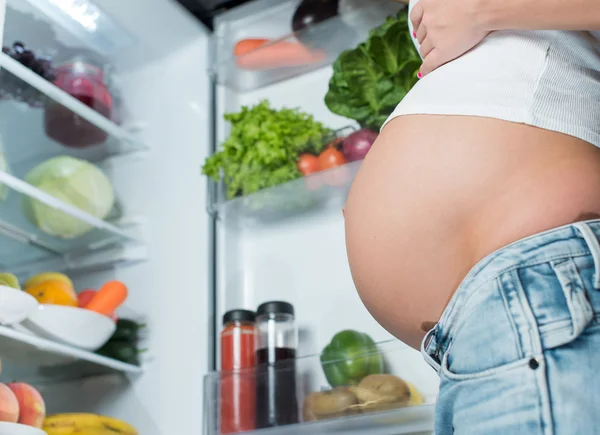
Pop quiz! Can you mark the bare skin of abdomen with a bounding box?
[344,115,600,349]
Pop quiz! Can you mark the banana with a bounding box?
[44,413,138,435]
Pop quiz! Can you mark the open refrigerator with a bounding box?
[0,0,440,434]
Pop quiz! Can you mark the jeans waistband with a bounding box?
[421,219,600,372]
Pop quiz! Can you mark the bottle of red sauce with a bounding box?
[220,309,256,434]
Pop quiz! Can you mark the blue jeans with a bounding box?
[422,220,600,434]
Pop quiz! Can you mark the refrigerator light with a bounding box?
[21,0,134,54]
[48,0,100,32]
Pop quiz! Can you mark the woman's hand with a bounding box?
[411,0,490,76]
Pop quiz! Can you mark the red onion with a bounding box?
[342,129,378,162]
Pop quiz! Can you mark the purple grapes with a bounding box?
[1,41,56,108]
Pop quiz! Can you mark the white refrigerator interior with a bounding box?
[0,0,439,433]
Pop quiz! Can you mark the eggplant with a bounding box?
[291,0,357,51]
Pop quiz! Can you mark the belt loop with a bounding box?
[574,222,600,289]
[421,326,441,374]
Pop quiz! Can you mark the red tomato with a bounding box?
[77,289,117,322]
[77,289,96,308]
[318,147,346,171]
[297,153,320,176]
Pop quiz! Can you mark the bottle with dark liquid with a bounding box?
[255,301,298,429]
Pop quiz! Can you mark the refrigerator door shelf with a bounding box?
[208,125,363,227]
[203,339,438,435]
[211,0,402,91]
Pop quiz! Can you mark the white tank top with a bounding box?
[384,0,600,147]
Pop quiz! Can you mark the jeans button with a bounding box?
[528,357,540,370]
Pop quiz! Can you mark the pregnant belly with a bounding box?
[344,115,600,349]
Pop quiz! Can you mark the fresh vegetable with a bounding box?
[342,129,378,162]
[292,0,357,52]
[85,280,128,316]
[23,156,115,239]
[297,153,320,176]
[325,10,421,130]
[96,340,141,365]
[25,279,77,306]
[349,374,411,410]
[235,41,326,70]
[202,101,331,199]
[320,330,384,387]
[292,0,338,36]
[234,38,269,56]
[303,387,359,421]
[111,319,144,342]
[318,147,346,171]
[0,273,19,290]
[77,289,117,321]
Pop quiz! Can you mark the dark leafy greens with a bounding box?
[325,10,421,130]
[202,101,331,199]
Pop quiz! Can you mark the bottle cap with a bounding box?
[222,309,256,325]
[256,301,294,317]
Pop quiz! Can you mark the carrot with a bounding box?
[86,280,128,316]
[233,38,269,57]
[235,40,327,70]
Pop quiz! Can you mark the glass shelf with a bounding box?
[0,170,136,270]
[208,125,366,226]
[0,325,141,384]
[212,0,402,91]
[0,53,145,168]
[209,159,362,227]
[203,339,437,435]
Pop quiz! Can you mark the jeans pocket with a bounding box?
[439,345,537,381]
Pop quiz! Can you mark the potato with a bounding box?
[302,388,359,421]
[350,374,411,411]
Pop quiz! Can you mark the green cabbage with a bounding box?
[23,156,115,239]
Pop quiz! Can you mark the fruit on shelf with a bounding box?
[77,289,117,321]
[23,156,115,239]
[0,41,56,108]
[303,387,359,422]
[25,279,77,307]
[406,381,425,406]
[320,330,385,387]
[349,374,411,411]
[43,413,138,435]
[24,272,75,298]
[297,153,320,176]
[6,383,45,428]
[317,147,346,171]
[0,273,20,289]
[0,383,19,423]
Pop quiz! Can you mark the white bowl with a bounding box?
[0,285,38,325]
[20,305,116,351]
[0,422,46,435]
